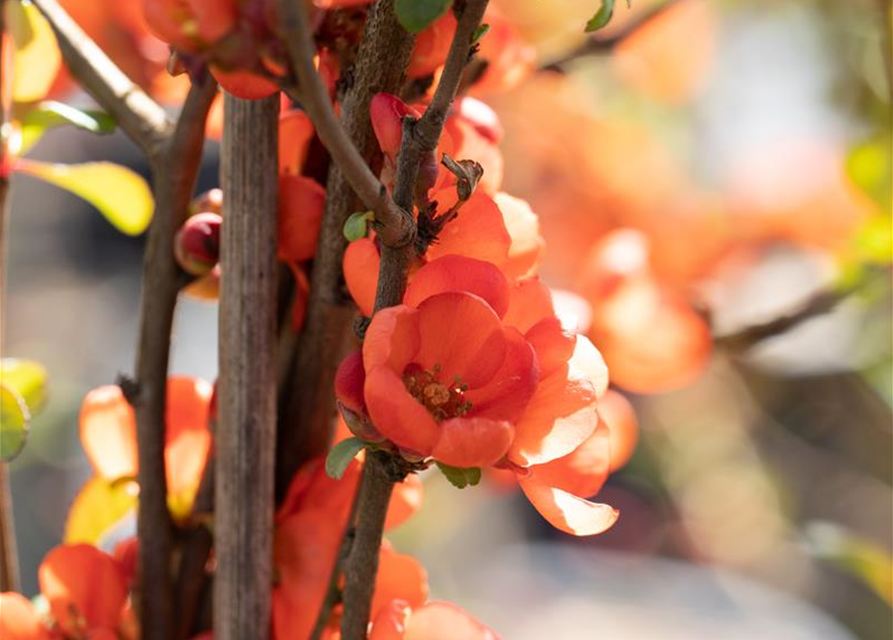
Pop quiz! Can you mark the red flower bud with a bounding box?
[175,212,222,276]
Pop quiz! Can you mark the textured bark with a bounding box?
[276,0,415,498]
[339,452,398,640]
[214,94,279,640]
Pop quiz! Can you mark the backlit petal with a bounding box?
[528,420,611,498]
[519,475,618,536]
[79,385,138,481]
[404,601,502,640]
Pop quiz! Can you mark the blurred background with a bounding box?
[3,0,891,638]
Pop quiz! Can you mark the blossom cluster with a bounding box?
[1,2,650,639]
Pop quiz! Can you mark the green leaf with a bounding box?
[436,462,481,489]
[0,358,48,416]
[472,24,491,45]
[395,0,452,34]
[19,101,116,154]
[0,383,30,462]
[586,0,630,32]
[343,211,375,242]
[15,160,154,236]
[325,437,366,480]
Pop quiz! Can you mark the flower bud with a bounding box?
[175,212,222,276]
[190,188,223,216]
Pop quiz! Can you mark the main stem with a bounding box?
[215,93,279,640]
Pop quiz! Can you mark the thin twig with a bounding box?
[308,487,363,640]
[276,0,415,500]
[214,93,279,640]
[339,452,403,640]
[375,0,490,311]
[173,455,215,640]
[278,0,414,249]
[540,0,683,72]
[30,0,172,159]
[132,76,217,640]
[715,285,857,351]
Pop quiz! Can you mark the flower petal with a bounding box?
[502,277,554,334]
[494,192,543,279]
[335,349,367,415]
[528,420,611,498]
[164,377,213,510]
[405,255,510,318]
[464,328,538,423]
[426,191,511,267]
[273,511,341,640]
[363,305,421,374]
[365,366,440,457]
[372,545,428,615]
[79,385,138,481]
[414,292,506,389]
[38,544,127,636]
[277,175,326,262]
[431,417,514,468]
[344,237,381,317]
[386,473,424,530]
[404,601,502,640]
[0,592,52,640]
[519,475,618,536]
[508,337,606,466]
[524,317,575,378]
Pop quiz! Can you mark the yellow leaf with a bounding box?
[16,160,154,235]
[65,477,138,546]
[6,1,62,103]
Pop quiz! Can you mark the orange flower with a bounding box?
[78,376,213,518]
[576,228,712,393]
[337,255,618,535]
[29,544,128,638]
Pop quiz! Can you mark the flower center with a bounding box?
[403,363,472,422]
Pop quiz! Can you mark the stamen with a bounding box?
[403,363,473,422]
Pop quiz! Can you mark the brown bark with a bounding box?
[214,93,280,640]
[276,0,415,498]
